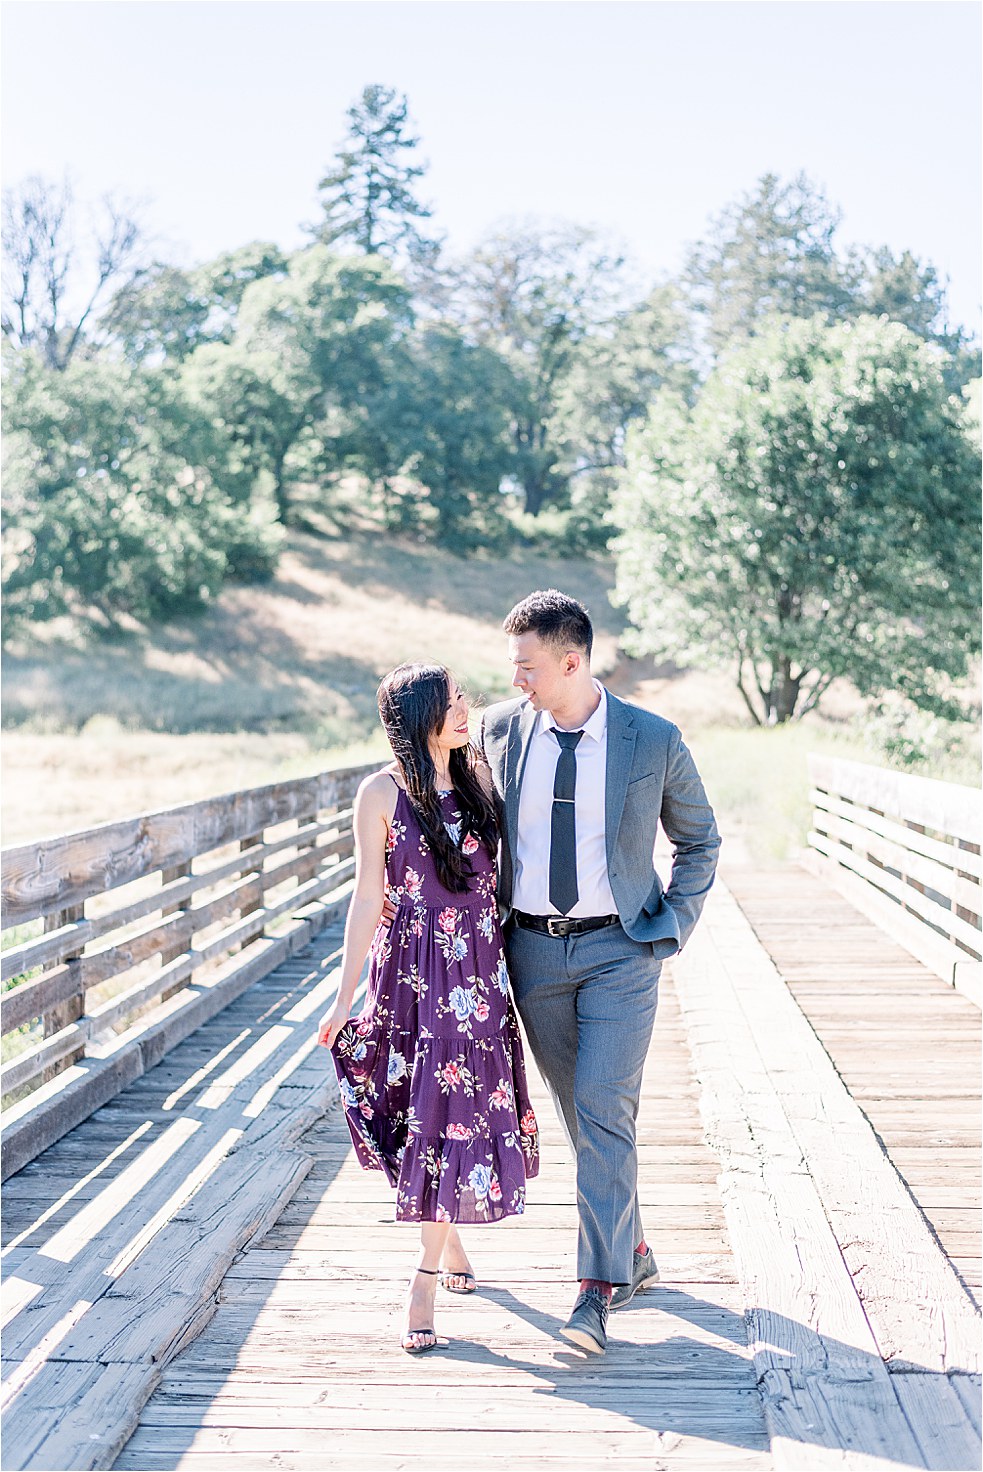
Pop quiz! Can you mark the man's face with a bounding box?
[508,631,575,713]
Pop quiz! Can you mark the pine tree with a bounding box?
[314,85,435,262]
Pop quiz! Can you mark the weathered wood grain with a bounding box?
[808,789,983,880]
[806,757,982,992]
[1,894,348,1179]
[106,956,771,1472]
[807,756,982,845]
[1,772,369,926]
[888,1373,983,1470]
[2,812,354,987]
[1,922,351,1471]
[727,867,982,1313]
[809,831,982,954]
[674,879,980,1470]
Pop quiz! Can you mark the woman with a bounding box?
[317,664,539,1354]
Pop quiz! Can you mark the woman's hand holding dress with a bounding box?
[317,1001,352,1050]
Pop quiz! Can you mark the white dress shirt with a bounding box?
[512,682,618,918]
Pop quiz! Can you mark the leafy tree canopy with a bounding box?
[612,314,981,724]
[398,325,517,546]
[100,242,289,365]
[450,223,631,515]
[181,246,414,523]
[685,172,979,386]
[2,346,280,629]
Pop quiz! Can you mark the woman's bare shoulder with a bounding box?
[471,750,495,799]
[357,766,401,813]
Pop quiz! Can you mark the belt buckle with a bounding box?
[546,916,568,937]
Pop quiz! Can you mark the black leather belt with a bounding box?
[513,911,620,938]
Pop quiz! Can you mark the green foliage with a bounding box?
[2,347,281,628]
[557,285,697,540]
[685,173,855,355]
[314,84,436,265]
[612,314,982,724]
[178,247,416,525]
[179,249,516,543]
[685,173,980,389]
[101,242,289,365]
[99,263,213,364]
[5,143,978,645]
[452,224,641,517]
[398,325,516,547]
[857,694,981,775]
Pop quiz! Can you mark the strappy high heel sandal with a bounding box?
[439,1269,477,1295]
[401,1267,440,1355]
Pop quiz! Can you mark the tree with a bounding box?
[451,223,627,515]
[183,246,414,524]
[399,325,516,546]
[857,246,980,389]
[685,173,979,388]
[101,242,288,365]
[98,263,212,364]
[555,285,697,535]
[611,315,981,724]
[2,347,279,630]
[2,175,144,370]
[685,173,855,356]
[313,85,436,265]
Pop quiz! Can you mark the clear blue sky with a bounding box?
[3,0,980,334]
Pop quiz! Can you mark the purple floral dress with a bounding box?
[331,783,539,1222]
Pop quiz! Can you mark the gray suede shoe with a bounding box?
[610,1246,661,1310]
[560,1287,610,1354]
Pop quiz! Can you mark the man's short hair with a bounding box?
[503,589,593,659]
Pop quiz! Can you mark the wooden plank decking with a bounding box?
[2,870,980,1470]
[725,867,982,1308]
[1,926,354,1470]
[674,877,980,1470]
[113,963,770,1472]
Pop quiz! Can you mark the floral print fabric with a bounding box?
[331,785,539,1222]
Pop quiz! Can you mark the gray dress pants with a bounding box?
[505,919,661,1285]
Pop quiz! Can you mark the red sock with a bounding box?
[635,1239,648,1255]
[580,1278,613,1299]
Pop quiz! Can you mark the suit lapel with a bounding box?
[605,690,637,866]
[504,701,538,855]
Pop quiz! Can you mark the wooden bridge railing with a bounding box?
[0,760,379,1179]
[807,754,982,1005]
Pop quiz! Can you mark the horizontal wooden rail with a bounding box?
[806,754,982,1006]
[0,760,380,1177]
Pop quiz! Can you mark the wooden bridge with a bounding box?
[1,755,980,1470]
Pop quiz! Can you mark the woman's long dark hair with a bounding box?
[377,664,497,893]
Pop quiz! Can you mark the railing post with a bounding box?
[239,832,265,944]
[296,810,320,900]
[42,904,85,1083]
[159,862,193,1000]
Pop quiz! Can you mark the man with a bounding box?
[479,589,720,1354]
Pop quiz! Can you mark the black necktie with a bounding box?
[549,729,584,915]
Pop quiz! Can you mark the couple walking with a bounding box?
[317,589,720,1355]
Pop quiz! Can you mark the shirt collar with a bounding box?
[540,681,607,744]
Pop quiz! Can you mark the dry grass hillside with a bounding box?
[4,531,639,842]
[3,528,977,856]
[5,533,632,738]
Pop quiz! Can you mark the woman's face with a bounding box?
[431,677,470,756]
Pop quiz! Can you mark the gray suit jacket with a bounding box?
[479,690,721,959]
